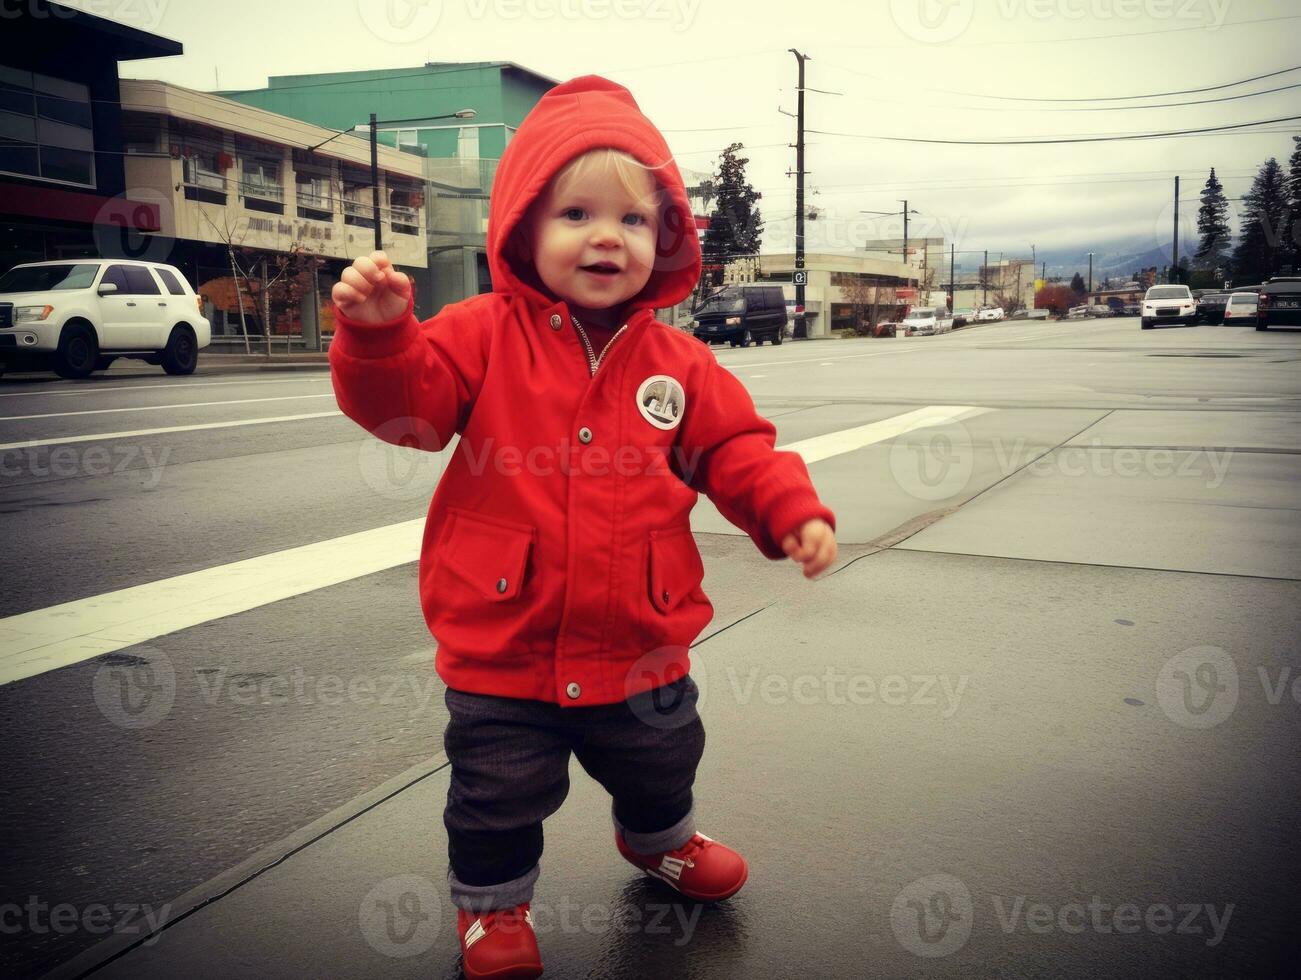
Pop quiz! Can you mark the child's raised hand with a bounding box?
[332,250,411,325]
[782,519,838,579]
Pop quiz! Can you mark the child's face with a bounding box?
[526,161,659,313]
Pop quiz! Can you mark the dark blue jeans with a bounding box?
[442,675,705,911]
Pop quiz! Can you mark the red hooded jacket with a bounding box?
[329,76,835,706]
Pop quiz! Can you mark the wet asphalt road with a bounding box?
[2,316,1299,978]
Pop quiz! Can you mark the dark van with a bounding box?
[1256,277,1301,331]
[692,285,788,347]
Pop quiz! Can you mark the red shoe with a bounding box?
[456,903,543,980]
[615,830,749,902]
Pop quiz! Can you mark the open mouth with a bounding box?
[580,262,621,276]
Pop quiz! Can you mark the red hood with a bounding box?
[487,75,701,314]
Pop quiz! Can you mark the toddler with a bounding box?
[330,75,837,979]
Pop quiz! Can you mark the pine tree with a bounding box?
[1285,138,1301,271]
[1069,272,1086,295]
[700,143,763,288]
[1232,157,1289,282]
[1194,168,1232,274]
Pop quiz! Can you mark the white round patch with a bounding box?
[637,375,686,431]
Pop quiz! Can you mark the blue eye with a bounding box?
[564,208,585,221]
[623,214,645,226]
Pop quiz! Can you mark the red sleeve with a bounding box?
[676,356,836,560]
[328,296,490,451]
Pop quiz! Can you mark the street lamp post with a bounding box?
[307,108,477,252]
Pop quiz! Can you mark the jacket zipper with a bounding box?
[570,315,627,378]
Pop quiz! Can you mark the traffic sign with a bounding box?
[793,271,808,285]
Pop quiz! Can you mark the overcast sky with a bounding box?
[82,0,1301,267]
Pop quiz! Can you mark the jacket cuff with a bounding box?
[329,296,418,360]
[765,493,837,560]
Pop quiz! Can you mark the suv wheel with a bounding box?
[54,324,98,379]
[772,328,783,345]
[1255,321,1267,331]
[739,329,752,348]
[1140,317,1152,329]
[161,326,198,375]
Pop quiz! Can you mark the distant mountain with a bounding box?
[1032,235,1205,283]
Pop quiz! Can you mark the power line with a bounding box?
[820,12,1301,52]
[935,65,1301,104]
[806,114,1301,146]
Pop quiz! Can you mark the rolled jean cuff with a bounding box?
[448,863,540,912]
[612,801,696,855]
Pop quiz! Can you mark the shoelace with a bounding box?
[669,834,711,868]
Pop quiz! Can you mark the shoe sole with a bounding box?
[460,959,543,980]
[640,862,749,903]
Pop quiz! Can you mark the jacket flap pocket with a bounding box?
[649,527,705,614]
[441,509,535,602]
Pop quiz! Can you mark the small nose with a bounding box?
[588,218,622,247]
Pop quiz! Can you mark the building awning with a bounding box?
[0,184,161,231]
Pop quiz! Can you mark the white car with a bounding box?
[975,306,1005,321]
[1140,284,1196,329]
[0,259,211,378]
[1221,291,1259,325]
[901,307,941,335]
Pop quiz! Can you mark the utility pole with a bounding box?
[369,112,382,252]
[900,198,909,275]
[1172,175,1180,284]
[1088,252,1094,295]
[950,243,955,313]
[982,249,988,306]
[790,49,809,338]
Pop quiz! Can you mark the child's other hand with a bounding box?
[782,519,837,579]
[331,250,411,325]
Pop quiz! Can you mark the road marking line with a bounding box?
[0,405,991,685]
[0,520,424,686]
[717,347,926,370]
[778,405,992,464]
[0,393,336,422]
[0,411,343,452]
[0,377,330,399]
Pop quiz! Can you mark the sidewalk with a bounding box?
[47,546,1295,979]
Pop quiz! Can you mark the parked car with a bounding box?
[1140,284,1196,329]
[1087,304,1115,318]
[1255,277,1301,331]
[1221,291,1259,325]
[1066,304,1091,319]
[951,307,977,327]
[1123,303,1142,316]
[692,285,787,347]
[873,319,900,338]
[0,259,211,378]
[976,306,1005,321]
[1196,292,1230,324]
[900,307,942,336]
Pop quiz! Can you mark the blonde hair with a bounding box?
[549,148,665,210]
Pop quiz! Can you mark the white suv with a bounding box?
[0,259,211,378]
[1140,284,1196,329]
